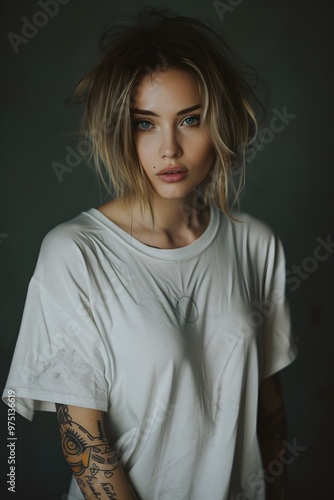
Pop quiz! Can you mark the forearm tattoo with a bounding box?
[257,404,287,465]
[257,404,288,499]
[56,404,122,499]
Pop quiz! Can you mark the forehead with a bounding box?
[132,69,201,107]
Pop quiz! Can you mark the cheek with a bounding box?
[135,136,155,165]
[193,140,215,164]
[183,129,212,157]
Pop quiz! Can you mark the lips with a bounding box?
[157,166,188,175]
[156,169,189,183]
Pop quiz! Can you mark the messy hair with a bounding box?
[70,7,264,225]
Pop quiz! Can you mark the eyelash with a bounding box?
[133,114,200,132]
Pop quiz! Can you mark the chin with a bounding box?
[154,187,195,200]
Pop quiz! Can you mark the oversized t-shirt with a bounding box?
[2,203,297,499]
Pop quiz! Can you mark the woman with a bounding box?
[2,7,297,499]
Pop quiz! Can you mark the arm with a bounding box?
[56,404,139,500]
[257,373,287,500]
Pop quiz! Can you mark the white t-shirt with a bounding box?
[2,203,297,499]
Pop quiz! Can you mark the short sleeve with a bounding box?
[2,224,109,421]
[257,234,298,381]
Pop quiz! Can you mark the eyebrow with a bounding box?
[131,103,201,117]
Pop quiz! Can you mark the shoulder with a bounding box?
[40,212,88,250]
[222,210,286,276]
[36,210,98,271]
[225,210,278,248]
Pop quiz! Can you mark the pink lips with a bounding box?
[157,166,189,183]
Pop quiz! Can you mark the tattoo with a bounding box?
[56,404,122,499]
[97,419,104,439]
[86,476,117,498]
[257,404,287,470]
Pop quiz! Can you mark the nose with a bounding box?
[160,128,183,159]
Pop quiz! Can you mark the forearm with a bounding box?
[56,404,139,500]
[72,455,138,500]
[257,403,287,500]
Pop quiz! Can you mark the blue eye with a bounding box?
[133,114,200,132]
[182,115,200,126]
[134,120,152,131]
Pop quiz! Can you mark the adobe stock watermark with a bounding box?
[246,106,297,162]
[132,398,178,445]
[52,63,162,183]
[51,115,125,182]
[230,106,297,176]
[223,106,297,182]
[286,234,334,291]
[221,287,288,355]
[235,438,307,499]
[245,233,333,326]
[7,390,17,494]
[51,131,92,183]
[212,0,244,22]
[7,0,71,55]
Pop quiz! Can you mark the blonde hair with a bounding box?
[70,7,264,225]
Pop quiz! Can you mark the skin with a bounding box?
[257,373,288,499]
[98,68,215,249]
[56,404,139,500]
[57,69,288,499]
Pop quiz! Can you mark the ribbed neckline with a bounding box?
[84,203,221,261]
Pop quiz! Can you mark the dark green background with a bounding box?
[1,0,333,498]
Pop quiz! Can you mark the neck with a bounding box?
[134,193,208,232]
[119,192,210,249]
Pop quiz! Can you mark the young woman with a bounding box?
[3,7,297,500]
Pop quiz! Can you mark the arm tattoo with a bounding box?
[257,404,287,499]
[257,404,287,464]
[56,404,122,499]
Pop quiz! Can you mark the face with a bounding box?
[131,69,215,202]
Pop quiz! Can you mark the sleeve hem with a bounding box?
[2,387,108,421]
[261,346,298,381]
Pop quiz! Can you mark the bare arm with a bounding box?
[56,404,139,500]
[257,373,287,500]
